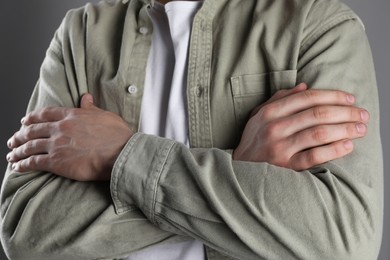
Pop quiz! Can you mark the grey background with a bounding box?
[0,0,388,259]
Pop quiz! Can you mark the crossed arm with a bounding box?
[1,10,383,260]
[4,82,372,259]
[7,83,368,180]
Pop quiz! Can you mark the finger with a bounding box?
[277,106,369,137]
[80,93,97,109]
[22,107,69,126]
[8,123,53,149]
[262,89,356,119]
[268,83,308,103]
[288,123,367,154]
[290,139,354,171]
[7,139,49,163]
[11,154,51,173]
[251,83,308,117]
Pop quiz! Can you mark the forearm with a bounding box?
[112,130,382,259]
[112,15,383,260]
[1,2,383,259]
[0,166,183,260]
[0,13,179,259]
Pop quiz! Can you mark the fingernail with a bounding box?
[343,140,353,150]
[361,110,370,122]
[11,163,16,171]
[347,94,355,104]
[7,152,15,163]
[21,117,25,124]
[356,123,366,134]
[87,95,94,104]
[7,139,12,148]
[297,83,307,89]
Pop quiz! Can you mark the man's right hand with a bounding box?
[233,83,369,170]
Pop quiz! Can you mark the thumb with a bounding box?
[269,82,308,102]
[80,93,97,109]
[250,83,308,118]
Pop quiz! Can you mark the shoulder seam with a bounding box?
[300,11,358,54]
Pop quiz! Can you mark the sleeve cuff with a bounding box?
[110,133,176,222]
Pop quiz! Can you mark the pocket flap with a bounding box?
[230,70,297,97]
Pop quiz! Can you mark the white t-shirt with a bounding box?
[128,1,205,260]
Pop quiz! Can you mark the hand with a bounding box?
[233,83,370,170]
[6,94,133,181]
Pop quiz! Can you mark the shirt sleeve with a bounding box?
[0,3,383,260]
[0,9,182,260]
[110,10,383,260]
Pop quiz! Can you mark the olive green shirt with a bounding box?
[0,0,383,259]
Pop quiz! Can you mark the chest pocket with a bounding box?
[230,70,297,135]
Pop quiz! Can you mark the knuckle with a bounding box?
[350,107,357,120]
[21,157,34,170]
[268,141,289,165]
[303,89,319,100]
[22,144,30,155]
[338,91,348,102]
[24,125,35,139]
[333,143,346,158]
[274,89,288,99]
[346,123,357,136]
[263,122,279,139]
[23,114,32,124]
[27,157,36,168]
[38,156,49,168]
[312,106,329,120]
[56,120,72,133]
[259,103,276,120]
[311,126,328,142]
[68,108,80,117]
[40,107,53,119]
[306,150,320,166]
[54,136,71,147]
[24,111,37,124]
[49,151,61,162]
[25,140,37,152]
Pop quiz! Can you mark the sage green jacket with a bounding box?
[0,0,383,259]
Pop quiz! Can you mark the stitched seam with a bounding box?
[150,141,176,223]
[203,16,213,147]
[301,12,357,54]
[111,133,141,214]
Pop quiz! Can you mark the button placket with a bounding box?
[195,85,203,97]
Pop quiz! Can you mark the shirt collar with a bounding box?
[138,0,217,19]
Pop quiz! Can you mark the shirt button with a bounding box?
[127,85,138,94]
[200,20,206,31]
[139,27,149,35]
[195,85,203,97]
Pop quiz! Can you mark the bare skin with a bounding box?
[6,83,369,181]
[233,83,369,170]
[7,94,132,181]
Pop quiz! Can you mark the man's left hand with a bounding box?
[6,94,133,181]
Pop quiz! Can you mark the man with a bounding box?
[1,0,383,259]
